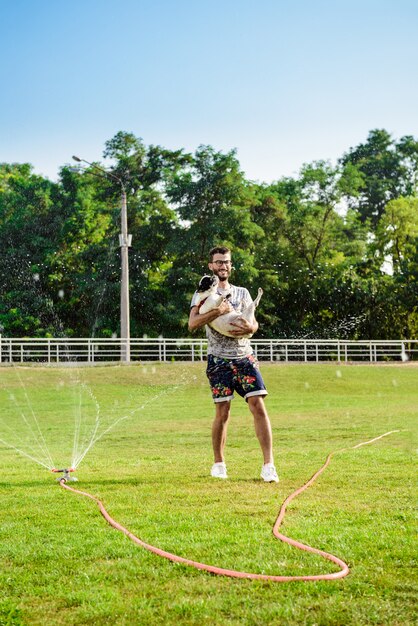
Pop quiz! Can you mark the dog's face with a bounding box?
[197,274,218,293]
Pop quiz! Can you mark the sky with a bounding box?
[1,0,417,184]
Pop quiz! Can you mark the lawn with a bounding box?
[0,362,416,625]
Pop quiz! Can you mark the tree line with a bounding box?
[0,129,417,340]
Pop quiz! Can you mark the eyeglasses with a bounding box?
[212,260,232,267]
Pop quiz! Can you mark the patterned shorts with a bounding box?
[206,354,268,403]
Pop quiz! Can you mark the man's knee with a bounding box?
[248,395,267,413]
[215,401,231,423]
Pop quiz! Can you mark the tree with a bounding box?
[100,132,191,337]
[0,163,62,336]
[163,146,265,334]
[340,129,418,228]
[103,131,191,192]
[376,196,418,274]
[249,161,369,337]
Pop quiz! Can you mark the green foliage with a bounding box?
[0,129,417,339]
[340,129,418,226]
[377,196,418,273]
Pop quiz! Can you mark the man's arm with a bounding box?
[188,300,233,332]
[229,319,259,336]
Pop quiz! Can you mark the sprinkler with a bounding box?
[51,467,78,482]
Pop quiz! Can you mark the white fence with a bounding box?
[0,336,416,364]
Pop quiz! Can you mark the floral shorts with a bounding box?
[206,354,268,403]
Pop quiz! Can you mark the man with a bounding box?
[188,246,279,482]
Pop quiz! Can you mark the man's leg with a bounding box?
[247,396,274,464]
[212,400,231,463]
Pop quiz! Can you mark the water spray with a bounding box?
[51,467,78,482]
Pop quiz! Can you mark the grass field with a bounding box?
[0,362,416,625]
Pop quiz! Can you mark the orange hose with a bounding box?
[60,430,398,583]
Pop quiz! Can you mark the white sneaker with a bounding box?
[261,463,279,483]
[211,462,228,479]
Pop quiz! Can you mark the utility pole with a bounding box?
[119,188,132,362]
[72,156,132,362]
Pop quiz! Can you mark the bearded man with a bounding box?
[188,246,278,482]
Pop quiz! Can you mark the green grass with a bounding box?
[0,363,416,625]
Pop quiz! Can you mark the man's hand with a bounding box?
[217,299,233,316]
[229,317,257,336]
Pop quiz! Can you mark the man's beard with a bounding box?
[213,268,230,281]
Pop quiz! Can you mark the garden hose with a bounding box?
[60,430,399,583]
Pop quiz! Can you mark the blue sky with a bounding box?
[1,0,417,183]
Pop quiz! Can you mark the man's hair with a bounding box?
[209,246,231,261]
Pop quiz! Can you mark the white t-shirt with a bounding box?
[190,284,254,359]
